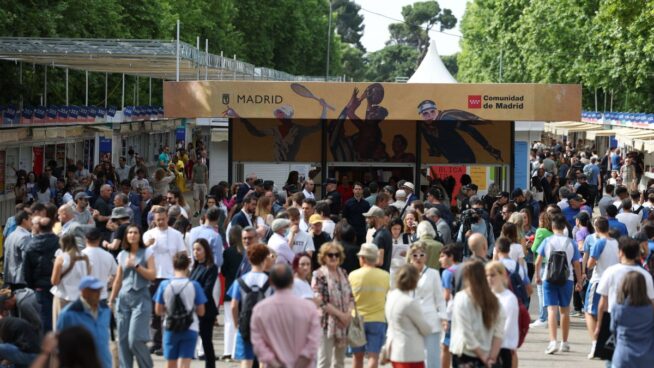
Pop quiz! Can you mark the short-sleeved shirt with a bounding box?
[82,247,118,299]
[348,267,390,322]
[500,258,529,285]
[228,271,271,301]
[154,277,207,332]
[143,227,187,279]
[538,234,580,282]
[508,243,525,263]
[496,289,519,350]
[589,238,620,283]
[597,264,654,312]
[192,163,208,184]
[288,231,315,255]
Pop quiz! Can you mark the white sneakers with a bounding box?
[545,341,570,354]
[530,319,548,328]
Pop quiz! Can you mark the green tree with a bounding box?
[365,45,419,82]
[333,0,365,50]
[441,54,458,79]
[387,1,456,59]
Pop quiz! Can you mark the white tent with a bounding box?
[407,39,457,83]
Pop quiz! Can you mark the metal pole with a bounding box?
[44,65,48,106]
[121,73,125,109]
[85,71,89,106]
[499,49,503,83]
[65,68,69,105]
[176,20,180,82]
[205,39,209,80]
[149,77,152,105]
[233,54,236,80]
[104,72,108,108]
[326,0,332,79]
[196,36,200,80]
[220,51,224,80]
[134,76,137,105]
[610,90,613,112]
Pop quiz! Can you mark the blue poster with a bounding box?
[514,141,529,191]
[99,136,112,163]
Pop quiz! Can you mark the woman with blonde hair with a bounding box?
[255,196,274,228]
[50,233,90,329]
[312,242,353,368]
[403,211,419,242]
[485,261,520,368]
[450,261,504,367]
[383,264,432,368]
[407,242,446,368]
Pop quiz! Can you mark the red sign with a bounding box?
[468,95,482,109]
[33,147,44,176]
[430,165,467,206]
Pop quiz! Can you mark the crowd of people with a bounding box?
[1,137,653,368]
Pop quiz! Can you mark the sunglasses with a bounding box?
[412,253,426,258]
[326,252,340,259]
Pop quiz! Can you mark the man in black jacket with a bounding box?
[22,217,59,333]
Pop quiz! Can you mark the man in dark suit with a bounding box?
[231,193,258,229]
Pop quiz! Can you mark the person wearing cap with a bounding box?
[73,191,94,225]
[308,214,332,267]
[402,181,417,206]
[57,276,112,368]
[460,184,478,212]
[224,99,326,162]
[416,99,503,162]
[391,189,408,213]
[348,243,390,368]
[102,206,132,254]
[343,182,371,245]
[268,218,296,265]
[324,178,342,215]
[3,209,31,291]
[364,205,393,272]
[562,194,591,229]
[581,217,618,358]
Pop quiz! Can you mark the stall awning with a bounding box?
[545,122,602,135]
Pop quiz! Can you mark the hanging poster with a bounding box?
[514,141,529,191]
[99,136,112,163]
[429,165,467,206]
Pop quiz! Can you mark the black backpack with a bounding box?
[237,278,270,343]
[546,240,571,286]
[165,281,194,332]
[507,260,529,305]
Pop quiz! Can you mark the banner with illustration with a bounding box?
[164,81,581,122]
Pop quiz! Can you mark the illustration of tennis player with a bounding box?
[417,99,503,163]
[223,84,330,162]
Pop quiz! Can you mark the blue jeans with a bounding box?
[424,332,441,368]
[35,289,53,333]
[537,267,548,322]
[0,343,37,367]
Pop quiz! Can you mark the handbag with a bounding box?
[348,305,367,348]
[594,311,615,360]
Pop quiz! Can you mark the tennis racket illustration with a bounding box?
[290,83,335,111]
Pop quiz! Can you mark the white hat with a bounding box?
[271,218,291,232]
[402,182,415,191]
[357,243,379,262]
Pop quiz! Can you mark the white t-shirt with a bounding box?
[495,289,519,350]
[597,264,654,312]
[156,278,206,332]
[500,258,529,284]
[509,243,525,263]
[82,247,118,299]
[588,238,620,283]
[292,277,314,300]
[143,227,187,278]
[538,234,580,282]
[322,219,335,238]
[288,230,315,254]
[267,233,295,265]
[615,213,641,236]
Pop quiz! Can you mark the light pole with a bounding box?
[326,0,333,80]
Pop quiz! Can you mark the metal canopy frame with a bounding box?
[0,37,317,81]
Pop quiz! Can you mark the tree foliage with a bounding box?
[457,0,654,112]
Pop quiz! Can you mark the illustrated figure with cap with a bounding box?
[417,99,503,162]
[57,276,113,368]
[224,96,328,162]
[329,83,390,161]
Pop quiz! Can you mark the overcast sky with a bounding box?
[353,0,467,55]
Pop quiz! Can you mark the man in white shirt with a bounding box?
[287,208,315,257]
[583,217,619,358]
[301,179,315,200]
[115,156,131,182]
[299,198,316,232]
[82,228,118,301]
[595,236,654,349]
[267,219,295,265]
[390,189,407,213]
[615,199,641,236]
[142,206,187,354]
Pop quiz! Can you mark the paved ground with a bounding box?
[151,303,605,367]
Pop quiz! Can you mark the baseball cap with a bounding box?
[323,178,337,185]
[496,191,510,198]
[363,205,385,218]
[309,214,323,225]
[417,100,437,114]
[79,276,104,290]
[74,192,92,201]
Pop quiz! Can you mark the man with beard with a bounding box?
[417,99,503,163]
